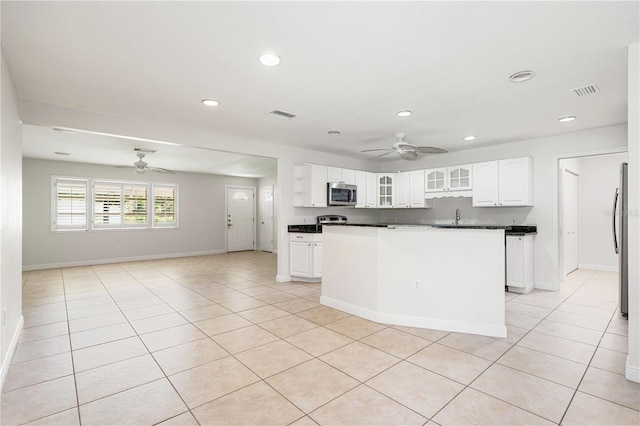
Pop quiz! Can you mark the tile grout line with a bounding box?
[427,269,606,425]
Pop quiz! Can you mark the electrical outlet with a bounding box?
[414,282,421,291]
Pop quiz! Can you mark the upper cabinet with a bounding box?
[472,157,533,207]
[425,165,473,199]
[355,170,377,208]
[293,163,328,207]
[294,157,532,209]
[397,170,430,208]
[327,167,356,184]
[377,173,396,208]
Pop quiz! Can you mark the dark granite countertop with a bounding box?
[321,223,537,235]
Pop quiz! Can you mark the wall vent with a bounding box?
[268,110,296,120]
[570,84,600,97]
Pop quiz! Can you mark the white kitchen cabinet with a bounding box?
[396,171,410,208]
[506,234,535,293]
[289,233,323,280]
[355,170,377,208]
[472,157,533,207]
[377,173,396,208]
[293,163,328,207]
[397,170,429,208]
[425,164,473,198]
[327,167,356,184]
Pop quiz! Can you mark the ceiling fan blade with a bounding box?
[399,151,418,160]
[361,148,394,153]
[368,151,394,160]
[416,146,448,154]
[148,167,175,174]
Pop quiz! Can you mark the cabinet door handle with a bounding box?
[308,243,311,247]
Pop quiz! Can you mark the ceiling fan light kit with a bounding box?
[361,133,447,161]
[117,151,175,174]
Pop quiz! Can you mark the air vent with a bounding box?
[571,84,600,97]
[268,110,296,120]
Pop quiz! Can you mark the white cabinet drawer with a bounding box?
[289,233,323,243]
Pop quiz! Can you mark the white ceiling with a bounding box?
[2,1,638,173]
[20,124,277,178]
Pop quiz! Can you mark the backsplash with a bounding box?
[380,197,535,226]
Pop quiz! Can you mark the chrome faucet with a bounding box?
[455,208,461,225]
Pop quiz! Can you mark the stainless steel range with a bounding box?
[287,215,347,233]
[317,215,348,225]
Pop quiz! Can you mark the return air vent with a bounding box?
[268,110,296,120]
[570,84,600,97]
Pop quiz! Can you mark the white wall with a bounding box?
[577,153,628,271]
[1,48,24,387]
[22,158,258,269]
[380,124,628,290]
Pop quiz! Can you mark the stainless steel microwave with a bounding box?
[327,182,357,206]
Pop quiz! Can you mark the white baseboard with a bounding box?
[535,281,557,291]
[626,356,640,383]
[320,296,507,338]
[579,263,618,272]
[276,274,292,282]
[22,249,228,271]
[1,315,23,391]
[508,281,536,294]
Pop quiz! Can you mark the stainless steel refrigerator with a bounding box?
[612,162,628,318]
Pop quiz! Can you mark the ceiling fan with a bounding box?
[117,150,174,174]
[361,133,448,160]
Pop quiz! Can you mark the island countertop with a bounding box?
[321,223,537,235]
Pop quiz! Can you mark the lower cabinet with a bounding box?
[289,233,323,280]
[506,234,535,293]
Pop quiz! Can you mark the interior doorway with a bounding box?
[258,186,275,252]
[226,186,256,252]
[556,151,628,284]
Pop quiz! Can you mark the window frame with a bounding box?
[51,177,89,231]
[152,183,179,228]
[51,176,178,232]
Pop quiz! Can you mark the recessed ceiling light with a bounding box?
[201,99,220,107]
[54,152,71,155]
[397,110,412,117]
[509,70,536,83]
[327,131,341,136]
[558,116,577,122]
[463,136,476,141]
[259,53,281,66]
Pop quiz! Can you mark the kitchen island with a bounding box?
[321,224,508,338]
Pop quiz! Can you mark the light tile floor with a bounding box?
[2,252,639,425]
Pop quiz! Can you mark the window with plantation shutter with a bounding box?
[93,183,122,227]
[124,185,149,225]
[53,178,88,230]
[153,184,177,226]
[52,176,177,231]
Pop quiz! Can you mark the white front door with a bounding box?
[226,186,255,252]
[562,170,579,275]
[259,186,274,252]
